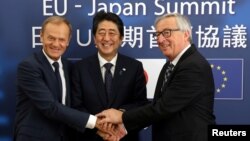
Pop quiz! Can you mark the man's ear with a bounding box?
[40,32,43,43]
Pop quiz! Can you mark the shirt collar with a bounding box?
[171,44,191,66]
[42,49,62,67]
[98,52,117,68]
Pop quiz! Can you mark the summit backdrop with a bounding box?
[0,0,249,141]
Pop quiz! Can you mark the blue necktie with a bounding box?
[53,62,62,103]
[104,63,113,103]
[161,63,174,92]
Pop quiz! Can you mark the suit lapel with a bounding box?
[172,44,196,77]
[35,51,59,101]
[109,54,127,106]
[88,55,109,107]
[154,61,169,100]
[177,44,197,64]
[36,50,54,72]
[154,44,197,100]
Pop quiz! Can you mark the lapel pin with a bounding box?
[119,68,126,75]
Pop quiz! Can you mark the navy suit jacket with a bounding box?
[71,53,148,141]
[122,44,216,141]
[14,51,90,141]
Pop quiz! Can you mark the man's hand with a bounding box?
[96,122,117,141]
[95,109,127,140]
[96,108,123,124]
[96,123,126,141]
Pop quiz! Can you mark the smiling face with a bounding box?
[155,17,190,61]
[94,20,123,61]
[40,22,71,61]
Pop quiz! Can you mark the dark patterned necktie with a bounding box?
[52,62,62,103]
[161,63,174,92]
[104,63,113,103]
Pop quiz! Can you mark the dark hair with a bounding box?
[92,11,124,37]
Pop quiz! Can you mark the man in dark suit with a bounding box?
[71,11,148,141]
[13,16,104,141]
[97,13,216,141]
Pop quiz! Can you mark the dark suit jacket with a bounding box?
[14,51,90,141]
[122,44,216,141]
[71,53,148,141]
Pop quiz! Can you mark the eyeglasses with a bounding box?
[153,29,180,40]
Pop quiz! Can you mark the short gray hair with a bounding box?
[154,13,192,43]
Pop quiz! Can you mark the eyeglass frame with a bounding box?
[152,28,180,40]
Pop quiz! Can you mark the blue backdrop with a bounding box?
[0,0,249,140]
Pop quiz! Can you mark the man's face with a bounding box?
[155,17,187,61]
[94,20,123,60]
[40,22,70,61]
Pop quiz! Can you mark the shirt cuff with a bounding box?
[86,115,97,129]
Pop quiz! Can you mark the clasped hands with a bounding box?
[95,108,126,141]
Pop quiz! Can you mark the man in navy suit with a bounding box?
[14,16,104,141]
[71,11,148,141]
[97,13,216,141]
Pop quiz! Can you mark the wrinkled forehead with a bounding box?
[155,17,178,32]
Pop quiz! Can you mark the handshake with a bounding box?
[95,108,126,141]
